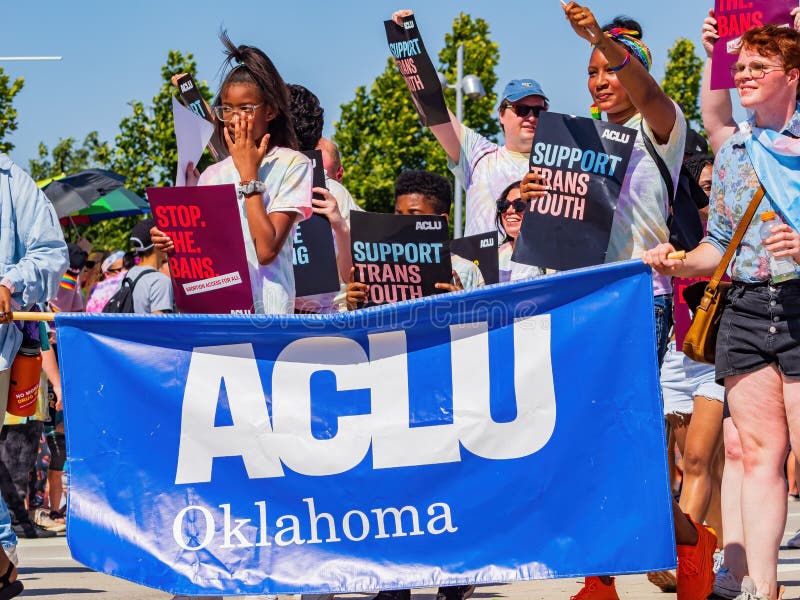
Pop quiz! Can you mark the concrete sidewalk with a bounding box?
[15,501,800,599]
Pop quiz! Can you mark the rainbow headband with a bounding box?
[605,27,652,72]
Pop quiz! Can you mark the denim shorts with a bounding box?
[716,279,800,384]
[661,341,724,415]
[654,294,673,368]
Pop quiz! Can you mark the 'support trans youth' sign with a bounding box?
[56,261,675,596]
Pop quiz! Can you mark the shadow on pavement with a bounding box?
[19,566,95,574]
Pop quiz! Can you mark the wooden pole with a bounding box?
[9,312,55,322]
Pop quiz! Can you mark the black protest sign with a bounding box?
[384,15,450,127]
[175,74,228,162]
[293,150,340,297]
[512,112,636,271]
[450,232,499,285]
[351,211,452,307]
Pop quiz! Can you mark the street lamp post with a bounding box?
[438,43,485,238]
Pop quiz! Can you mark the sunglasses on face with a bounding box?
[105,267,122,274]
[502,104,545,118]
[497,198,527,213]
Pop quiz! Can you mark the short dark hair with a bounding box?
[684,156,714,183]
[394,170,452,215]
[288,84,324,151]
[601,16,644,39]
[214,31,298,150]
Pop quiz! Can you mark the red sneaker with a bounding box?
[570,576,620,600]
[677,516,717,600]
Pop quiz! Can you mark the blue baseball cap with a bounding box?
[500,79,549,105]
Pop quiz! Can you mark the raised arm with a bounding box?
[700,9,737,153]
[564,2,677,143]
[392,9,463,163]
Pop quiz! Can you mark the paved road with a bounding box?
[15,501,800,599]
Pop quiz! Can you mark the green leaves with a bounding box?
[334,13,500,218]
[26,51,214,251]
[661,38,703,130]
[0,68,24,154]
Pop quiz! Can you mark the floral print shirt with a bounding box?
[702,107,800,282]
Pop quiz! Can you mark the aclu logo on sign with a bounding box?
[479,238,495,249]
[403,19,416,30]
[600,129,631,144]
[415,220,443,231]
[175,315,557,484]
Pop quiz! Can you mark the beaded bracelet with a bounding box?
[607,50,631,73]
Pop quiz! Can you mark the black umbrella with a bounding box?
[43,169,127,218]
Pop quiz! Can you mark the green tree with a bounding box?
[0,68,24,154]
[661,38,704,130]
[28,131,112,181]
[113,50,214,195]
[439,13,499,141]
[334,13,500,214]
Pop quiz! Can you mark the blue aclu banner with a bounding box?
[56,260,675,596]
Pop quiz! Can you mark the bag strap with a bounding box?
[706,185,766,294]
[125,268,157,292]
[640,122,676,205]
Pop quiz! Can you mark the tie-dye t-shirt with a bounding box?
[498,241,544,282]
[198,147,313,314]
[606,103,686,296]
[452,253,485,291]
[449,125,528,237]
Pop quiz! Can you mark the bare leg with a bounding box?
[705,441,725,545]
[720,416,747,580]
[679,396,724,525]
[728,366,787,600]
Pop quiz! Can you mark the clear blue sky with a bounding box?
[4,0,711,170]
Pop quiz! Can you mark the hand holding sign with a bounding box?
[562,2,601,43]
[701,9,720,58]
[346,267,369,310]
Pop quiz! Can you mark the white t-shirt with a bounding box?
[498,241,544,283]
[125,266,174,314]
[607,103,686,296]
[198,147,313,314]
[295,177,363,314]
[449,124,528,237]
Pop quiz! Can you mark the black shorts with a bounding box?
[46,434,66,471]
[716,279,800,384]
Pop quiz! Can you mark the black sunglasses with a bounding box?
[502,104,545,118]
[497,198,527,213]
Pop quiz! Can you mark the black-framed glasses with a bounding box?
[212,104,263,121]
[729,61,784,79]
[497,198,528,213]
[502,104,545,118]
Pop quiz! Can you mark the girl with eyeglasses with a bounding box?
[152,32,312,315]
[646,23,800,600]
[495,181,543,282]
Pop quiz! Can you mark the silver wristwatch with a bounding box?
[237,180,266,198]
